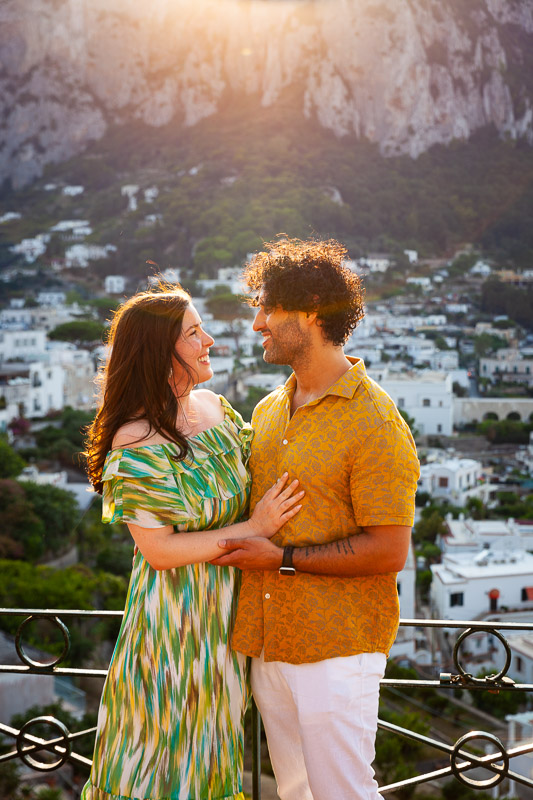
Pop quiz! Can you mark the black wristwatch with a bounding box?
[279,545,296,576]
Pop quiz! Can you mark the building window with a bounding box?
[423,398,430,407]
[521,587,533,602]
[437,424,442,432]
[450,592,464,607]
[439,477,448,488]
[397,581,401,596]
[398,397,405,408]
[515,656,523,673]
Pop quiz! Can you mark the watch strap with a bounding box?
[279,545,296,576]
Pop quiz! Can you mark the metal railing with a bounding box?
[1,609,532,798]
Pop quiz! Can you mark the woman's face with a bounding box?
[171,304,215,392]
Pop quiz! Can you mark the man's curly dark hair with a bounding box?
[242,237,365,347]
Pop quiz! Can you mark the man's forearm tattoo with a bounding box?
[302,538,355,559]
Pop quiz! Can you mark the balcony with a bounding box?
[1,610,532,799]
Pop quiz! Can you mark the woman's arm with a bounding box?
[128,474,304,570]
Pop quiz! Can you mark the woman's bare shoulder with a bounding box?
[112,419,152,449]
[193,389,222,409]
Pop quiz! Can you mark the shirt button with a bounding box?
[265,593,270,599]
[282,439,288,445]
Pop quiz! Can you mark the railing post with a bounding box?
[251,698,262,800]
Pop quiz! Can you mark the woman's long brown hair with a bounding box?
[84,285,195,494]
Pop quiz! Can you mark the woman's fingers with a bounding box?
[281,490,305,509]
[281,503,302,521]
[271,472,289,496]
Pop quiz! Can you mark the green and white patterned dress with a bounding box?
[81,398,252,800]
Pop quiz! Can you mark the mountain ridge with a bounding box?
[1,0,533,188]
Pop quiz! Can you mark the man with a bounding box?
[212,238,420,800]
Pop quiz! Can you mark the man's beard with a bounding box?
[263,316,311,367]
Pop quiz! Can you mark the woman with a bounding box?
[81,285,303,800]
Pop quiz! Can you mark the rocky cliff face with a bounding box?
[1,0,532,188]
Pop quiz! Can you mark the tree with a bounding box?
[34,407,94,468]
[0,479,79,561]
[48,320,106,344]
[398,409,420,440]
[469,669,522,719]
[0,438,25,479]
[205,293,252,352]
[88,296,121,321]
[413,509,448,545]
[477,419,532,445]
[375,710,429,800]
[21,482,80,556]
[465,496,487,520]
[474,332,507,358]
[232,386,270,423]
[0,480,46,560]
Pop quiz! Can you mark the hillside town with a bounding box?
[1,195,533,799]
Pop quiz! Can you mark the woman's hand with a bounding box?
[247,473,304,538]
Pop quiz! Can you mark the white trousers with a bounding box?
[251,650,386,800]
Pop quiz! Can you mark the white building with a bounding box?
[367,368,453,435]
[390,544,416,661]
[359,254,392,272]
[37,291,66,307]
[0,306,79,332]
[65,243,117,268]
[0,362,65,423]
[144,186,159,203]
[148,268,182,286]
[0,329,47,362]
[379,335,438,364]
[406,277,432,290]
[506,710,533,799]
[0,212,21,223]
[495,634,533,685]
[427,350,459,371]
[62,185,84,196]
[0,632,55,723]
[480,349,533,387]
[439,516,533,556]
[470,260,492,277]
[48,345,97,410]
[365,313,447,334]
[121,184,139,212]
[431,546,533,621]
[105,275,127,295]
[404,250,418,264]
[445,303,469,314]
[419,458,487,505]
[10,234,50,263]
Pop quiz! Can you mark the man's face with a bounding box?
[253,291,311,366]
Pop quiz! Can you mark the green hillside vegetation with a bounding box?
[2,101,533,279]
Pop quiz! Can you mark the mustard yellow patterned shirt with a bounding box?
[232,357,420,664]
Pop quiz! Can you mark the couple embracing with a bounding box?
[81,237,419,800]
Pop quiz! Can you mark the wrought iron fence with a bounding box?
[1,609,532,798]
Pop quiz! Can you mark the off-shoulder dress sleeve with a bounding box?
[101,396,253,530]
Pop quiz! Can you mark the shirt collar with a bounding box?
[283,356,366,404]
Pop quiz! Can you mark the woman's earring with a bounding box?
[169,368,173,381]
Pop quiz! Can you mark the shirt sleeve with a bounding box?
[350,419,420,527]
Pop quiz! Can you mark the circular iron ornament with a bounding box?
[16,716,72,771]
[15,614,70,669]
[451,731,508,789]
[453,627,511,685]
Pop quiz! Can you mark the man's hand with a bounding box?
[210,537,283,570]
